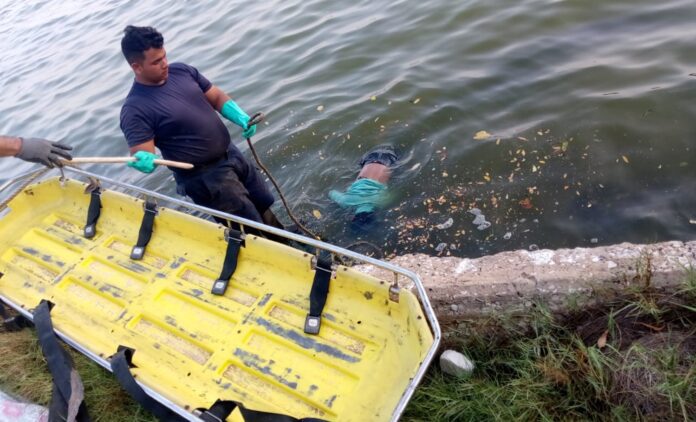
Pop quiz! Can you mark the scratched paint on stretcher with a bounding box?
[0,177,433,421]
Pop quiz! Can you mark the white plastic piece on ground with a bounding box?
[0,391,47,422]
[439,349,475,377]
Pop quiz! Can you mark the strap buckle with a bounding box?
[211,279,229,296]
[224,228,245,243]
[304,315,321,335]
[84,223,97,239]
[130,246,145,260]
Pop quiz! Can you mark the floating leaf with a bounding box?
[483,173,491,182]
[518,198,533,209]
[532,165,538,172]
[622,155,629,163]
[597,330,609,349]
[561,141,569,152]
[317,105,324,112]
[474,130,492,140]
[412,97,421,104]
[312,209,322,219]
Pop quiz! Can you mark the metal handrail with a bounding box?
[0,167,441,421]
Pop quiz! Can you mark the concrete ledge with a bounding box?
[356,240,696,322]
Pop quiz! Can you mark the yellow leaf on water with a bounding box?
[370,96,377,101]
[474,130,492,140]
[483,174,491,182]
[532,165,538,172]
[622,155,629,163]
[312,209,322,219]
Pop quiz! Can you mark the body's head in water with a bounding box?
[329,145,399,230]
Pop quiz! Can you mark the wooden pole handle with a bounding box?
[65,157,194,170]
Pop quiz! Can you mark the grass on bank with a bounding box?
[1,269,694,421]
[0,327,156,421]
[403,267,696,421]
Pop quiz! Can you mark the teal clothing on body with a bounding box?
[329,178,387,214]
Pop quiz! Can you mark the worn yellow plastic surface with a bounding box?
[0,178,433,421]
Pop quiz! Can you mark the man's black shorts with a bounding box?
[173,146,274,223]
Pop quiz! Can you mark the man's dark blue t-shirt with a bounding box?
[120,63,230,165]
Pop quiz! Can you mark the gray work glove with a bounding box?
[16,137,73,168]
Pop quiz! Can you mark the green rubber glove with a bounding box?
[242,123,256,139]
[127,150,158,173]
[221,100,257,138]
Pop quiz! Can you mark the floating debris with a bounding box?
[474,130,492,140]
[317,105,324,112]
[468,208,491,230]
[435,218,454,230]
[503,232,512,240]
[435,242,448,253]
[529,244,539,251]
[312,209,322,219]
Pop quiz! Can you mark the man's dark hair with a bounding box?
[121,25,164,64]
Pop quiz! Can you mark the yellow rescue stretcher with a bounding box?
[0,167,440,422]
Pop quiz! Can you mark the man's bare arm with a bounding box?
[204,85,231,112]
[0,135,23,156]
[129,139,156,155]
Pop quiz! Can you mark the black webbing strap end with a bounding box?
[130,200,157,260]
[304,252,334,335]
[198,400,237,422]
[111,345,186,421]
[84,187,101,239]
[0,301,31,331]
[211,229,245,296]
[33,300,91,421]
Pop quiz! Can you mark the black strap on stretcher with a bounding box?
[111,346,327,422]
[110,346,186,421]
[83,187,101,239]
[211,228,245,296]
[33,300,91,422]
[130,200,158,260]
[304,251,334,335]
[199,399,328,422]
[0,300,30,331]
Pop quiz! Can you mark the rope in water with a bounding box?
[244,126,385,262]
[245,136,321,240]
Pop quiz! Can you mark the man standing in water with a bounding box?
[0,135,72,167]
[119,25,284,230]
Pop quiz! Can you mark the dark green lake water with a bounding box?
[1,0,694,257]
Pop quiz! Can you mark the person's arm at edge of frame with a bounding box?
[0,135,23,156]
[0,135,73,167]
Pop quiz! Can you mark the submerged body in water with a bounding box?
[329,145,398,226]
